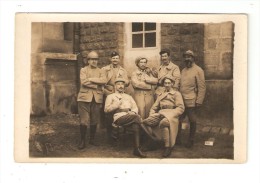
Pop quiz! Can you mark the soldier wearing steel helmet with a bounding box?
[77,51,106,150]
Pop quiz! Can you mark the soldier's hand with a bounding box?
[151,67,158,78]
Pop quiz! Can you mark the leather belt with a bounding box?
[160,105,176,109]
[115,108,130,113]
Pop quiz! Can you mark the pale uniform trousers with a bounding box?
[131,69,158,119]
[142,90,185,148]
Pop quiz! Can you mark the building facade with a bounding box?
[31,22,233,128]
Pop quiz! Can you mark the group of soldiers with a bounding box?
[76,48,206,158]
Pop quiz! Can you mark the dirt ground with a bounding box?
[30,114,234,159]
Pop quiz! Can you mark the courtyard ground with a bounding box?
[29,114,234,160]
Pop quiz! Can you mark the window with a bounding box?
[132,22,156,48]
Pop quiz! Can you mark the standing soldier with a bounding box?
[141,76,185,158]
[155,48,181,98]
[104,77,146,158]
[178,50,206,148]
[77,51,106,150]
[131,56,158,119]
[101,51,129,142]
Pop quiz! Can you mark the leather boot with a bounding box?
[175,122,182,146]
[78,125,87,150]
[186,122,196,148]
[133,124,146,158]
[133,147,147,158]
[162,147,172,158]
[89,125,99,146]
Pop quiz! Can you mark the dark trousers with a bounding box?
[114,113,142,148]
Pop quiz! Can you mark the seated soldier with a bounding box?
[141,75,185,158]
[104,77,146,158]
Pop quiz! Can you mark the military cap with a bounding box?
[114,75,126,84]
[110,51,119,58]
[161,75,175,84]
[159,48,171,56]
[183,50,195,57]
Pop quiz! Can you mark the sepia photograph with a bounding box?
[14,13,247,163]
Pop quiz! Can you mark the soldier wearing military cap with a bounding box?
[141,75,185,158]
[177,50,206,148]
[77,51,106,149]
[101,51,130,142]
[104,76,147,158]
[131,56,158,119]
[154,48,181,98]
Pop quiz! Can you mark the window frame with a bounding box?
[131,22,158,49]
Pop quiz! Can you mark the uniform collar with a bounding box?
[159,62,174,70]
[136,68,146,74]
[109,64,122,70]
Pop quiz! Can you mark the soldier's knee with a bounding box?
[159,118,170,128]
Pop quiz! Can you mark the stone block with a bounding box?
[181,35,194,43]
[171,45,180,52]
[221,22,234,37]
[210,127,221,133]
[229,129,234,136]
[180,25,191,35]
[93,43,101,49]
[96,35,102,42]
[204,51,220,65]
[109,26,117,33]
[31,83,47,115]
[42,23,64,40]
[31,23,43,53]
[85,28,91,35]
[172,36,181,44]
[91,27,99,35]
[208,39,217,49]
[220,128,230,135]
[31,64,44,82]
[205,23,221,37]
[202,126,211,133]
[90,23,98,27]
[83,23,91,28]
[161,36,173,44]
[191,24,204,35]
[42,39,73,53]
[161,29,167,36]
[221,52,233,79]
[79,44,85,51]
[167,25,179,35]
[85,43,94,50]
[219,38,233,51]
[99,26,109,33]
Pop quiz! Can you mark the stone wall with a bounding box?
[204,22,234,79]
[31,23,77,115]
[160,22,234,128]
[161,23,204,70]
[79,22,124,68]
